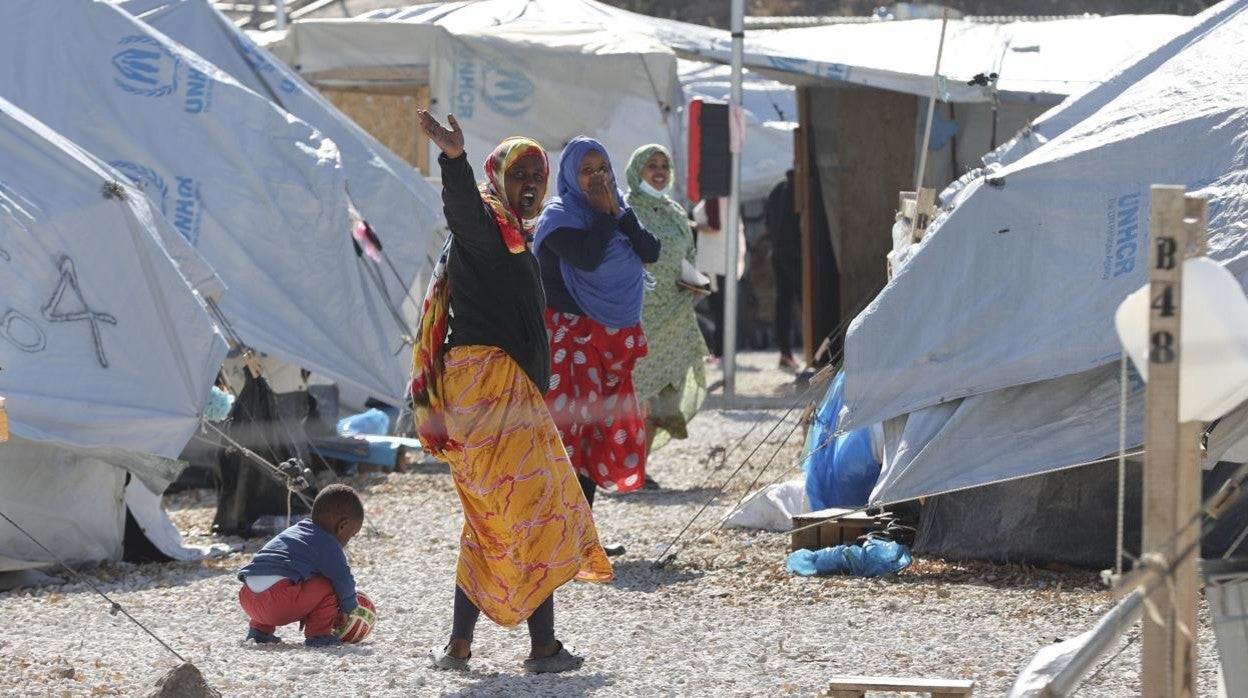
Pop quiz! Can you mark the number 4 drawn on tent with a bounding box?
[41,255,117,368]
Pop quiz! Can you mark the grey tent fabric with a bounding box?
[842,0,1248,434]
[0,0,414,404]
[122,0,445,306]
[0,96,226,457]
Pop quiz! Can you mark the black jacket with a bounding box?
[438,153,550,391]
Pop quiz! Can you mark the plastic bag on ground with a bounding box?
[722,480,809,531]
[786,538,912,577]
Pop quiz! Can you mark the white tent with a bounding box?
[689,14,1194,105]
[842,0,1248,504]
[0,0,412,405]
[0,97,229,568]
[119,0,446,304]
[268,0,713,192]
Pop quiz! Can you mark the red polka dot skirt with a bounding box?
[544,309,649,492]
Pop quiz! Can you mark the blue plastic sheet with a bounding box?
[804,371,882,509]
[337,408,390,437]
[786,538,913,577]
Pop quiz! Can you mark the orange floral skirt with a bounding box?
[436,345,613,626]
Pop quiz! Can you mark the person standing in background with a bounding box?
[693,197,746,365]
[766,170,802,371]
[534,136,661,525]
[625,144,709,474]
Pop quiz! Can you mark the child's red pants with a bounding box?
[238,576,337,637]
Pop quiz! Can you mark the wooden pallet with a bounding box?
[827,675,974,697]
[790,507,892,551]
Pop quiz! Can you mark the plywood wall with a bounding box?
[318,85,430,175]
[809,85,917,322]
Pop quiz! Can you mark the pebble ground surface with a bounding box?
[0,353,1222,696]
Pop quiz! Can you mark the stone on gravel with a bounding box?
[138,662,220,698]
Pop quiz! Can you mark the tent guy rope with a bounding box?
[0,509,187,664]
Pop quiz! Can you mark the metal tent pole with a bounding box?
[723,0,745,396]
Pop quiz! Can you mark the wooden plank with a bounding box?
[911,187,937,242]
[305,65,430,88]
[317,85,430,174]
[790,508,893,550]
[828,86,917,321]
[827,676,974,693]
[1141,184,1198,698]
[795,88,817,364]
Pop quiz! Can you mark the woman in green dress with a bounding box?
[625,144,709,464]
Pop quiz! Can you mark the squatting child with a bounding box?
[236,484,364,647]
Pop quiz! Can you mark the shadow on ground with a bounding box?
[604,486,720,508]
[606,559,704,593]
[0,559,238,599]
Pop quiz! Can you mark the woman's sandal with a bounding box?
[429,645,471,671]
[522,641,584,674]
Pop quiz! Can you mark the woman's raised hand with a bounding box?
[586,173,621,217]
[418,109,465,160]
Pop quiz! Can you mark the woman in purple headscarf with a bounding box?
[533,137,661,515]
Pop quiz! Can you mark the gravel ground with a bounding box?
[0,354,1223,696]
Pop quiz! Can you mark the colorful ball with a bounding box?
[333,591,377,643]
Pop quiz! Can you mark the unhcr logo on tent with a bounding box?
[109,160,202,246]
[481,64,533,118]
[1102,192,1142,280]
[109,160,168,204]
[113,36,180,98]
[112,35,216,114]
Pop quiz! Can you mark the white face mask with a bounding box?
[639,179,669,197]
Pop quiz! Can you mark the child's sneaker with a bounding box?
[245,629,282,644]
[304,635,342,648]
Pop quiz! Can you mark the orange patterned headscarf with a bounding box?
[410,137,547,456]
[480,136,548,252]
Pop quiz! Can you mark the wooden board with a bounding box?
[795,90,817,364]
[911,187,937,242]
[813,85,917,322]
[318,84,430,175]
[827,675,974,696]
[1141,185,1201,698]
[790,508,892,551]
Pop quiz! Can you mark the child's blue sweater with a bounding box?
[238,519,358,612]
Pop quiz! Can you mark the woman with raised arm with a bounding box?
[532,137,661,529]
[412,111,612,675]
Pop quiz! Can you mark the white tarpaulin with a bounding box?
[842,0,1248,434]
[120,0,445,304]
[0,438,127,569]
[987,3,1241,168]
[0,97,227,458]
[856,0,1248,504]
[689,15,1191,105]
[274,0,687,190]
[0,0,411,404]
[875,362,1148,504]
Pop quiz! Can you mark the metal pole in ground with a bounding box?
[723,0,745,396]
